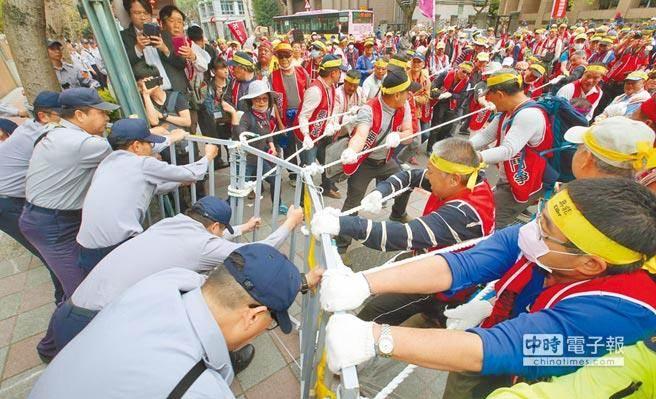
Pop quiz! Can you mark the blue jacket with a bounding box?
[355,54,378,85]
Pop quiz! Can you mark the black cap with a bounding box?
[228,51,255,68]
[224,244,301,334]
[47,39,63,48]
[59,88,120,111]
[33,91,61,112]
[0,119,18,136]
[109,118,166,144]
[382,68,411,92]
[192,196,234,234]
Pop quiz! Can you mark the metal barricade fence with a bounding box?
[148,134,360,399]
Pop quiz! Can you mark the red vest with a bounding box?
[422,181,496,302]
[271,66,309,126]
[468,94,493,131]
[342,97,405,176]
[495,104,553,203]
[481,257,656,328]
[411,72,432,123]
[293,79,335,141]
[304,59,320,81]
[572,79,601,106]
[442,70,469,110]
[524,77,545,99]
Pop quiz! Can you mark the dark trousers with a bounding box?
[337,158,410,252]
[78,241,125,276]
[18,203,83,358]
[52,299,98,353]
[358,293,451,326]
[494,183,544,228]
[594,80,625,119]
[442,371,512,399]
[0,196,63,304]
[428,103,457,153]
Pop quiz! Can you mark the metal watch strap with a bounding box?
[378,324,393,358]
[300,274,309,294]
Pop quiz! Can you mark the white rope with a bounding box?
[244,107,361,144]
[340,186,411,217]
[322,107,490,170]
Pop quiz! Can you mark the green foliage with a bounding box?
[0,0,4,32]
[488,0,500,17]
[253,0,280,27]
[97,88,122,121]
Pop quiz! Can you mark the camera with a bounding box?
[144,76,164,89]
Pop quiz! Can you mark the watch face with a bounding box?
[379,337,394,354]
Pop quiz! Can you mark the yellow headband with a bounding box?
[381,77,411,95]
[375,59,389,68]
[429,153,485,190]
[583,130,656,171]
[548,190,656,273]
[344,75,360,85]
[388,58,406,68]
[585,65,608,74]
[319,59,343,71]
[487,73,522,88]
[232,54,254,67]
[530,64,546,75]
[459,63,474,73]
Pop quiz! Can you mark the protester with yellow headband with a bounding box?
[596,70,651,122]
[225,51,257,113]
[320,177,656,399]
[362,58,388,100]
[472,68,552,227]
[334,69,365,134]
[355,37,379,85]
[565,116,656,180]
[312,137,495,325]
[556,62,607,120]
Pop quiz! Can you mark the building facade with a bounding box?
[197,0,255,40]
[499,0,656,27]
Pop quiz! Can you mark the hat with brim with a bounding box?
[47,39,62,48]
[192,196,234,234]
[59,87,120,112]
[626,71,649,81]
[408,81,422,92]
[320,54,348,72]
[228,51,255,68]
[109,118,166,144]
[240,80,272,101]
[274,42,293,55]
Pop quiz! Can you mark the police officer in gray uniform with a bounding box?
[75,118,219,273]
[18,87,118,361]
[29,244,323,399]
[47,40,100,90]
[51,196,303,358]
[0,91,62,301]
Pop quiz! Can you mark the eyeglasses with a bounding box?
[252,96,269,103]
[277,54,292,59]
[130,10,150,17]
[249,304,279,330]
[535,199,583,255]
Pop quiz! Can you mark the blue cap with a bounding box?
[224,244,301,334]
[109,118,166,144]
[411,52,425,62]
[320,54,348,72]
[33,91,61,111]
[0,119,18,136]
[192,196,234,234]
[59,88,120,111]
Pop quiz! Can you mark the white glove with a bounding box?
[385,132,401,148]
[305,162,324,176]
[483,101,496,111]
[320,268,371,311]
[311,207,341,238]
[302,134,315,150]
[360,191,383,214]
[443,300,494,330]
[340,148,358,165]
[438,91,453,100]
[326,313,376,374]
[549,75,566,85]
[604,103,628,117]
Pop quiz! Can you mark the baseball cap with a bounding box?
[59,88,120,111]
[319,54,348,72]
[192,196,234,234]
[381,68,411,95]
[33,91,61,111]
[0,118,18,136]
[109,118,166,144]
[626,71,649,81]
[224,244,301,334]
[228,51,255,68]
[46,39,62,48]
[476,52,490,62]
[564,116,656,169]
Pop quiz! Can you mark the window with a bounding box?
[237,1,245,15]
[598,0,620,9]
[221,0,233,15]
[351,12,372,24]
[639,0,656,7]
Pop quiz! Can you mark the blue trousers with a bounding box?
[19,202,83,358]
[52,299,98,353]
[78,241,125,276]
[0,196,63,304]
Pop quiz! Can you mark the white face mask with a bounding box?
[517,220,579,273]
[310,49,320,59]
[573,43,585,51]
[348,44,354,50]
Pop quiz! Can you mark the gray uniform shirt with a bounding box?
[25,120,112,210]
[355,97,411,160]
[28,268,235,399]
[54,62,100,89]
[71,213,290,311]
[76,151,210,249]
[0,119,46,198]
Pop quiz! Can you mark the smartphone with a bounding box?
[143,22,161,37]
[145,76,163,89]
[172,36,189,55]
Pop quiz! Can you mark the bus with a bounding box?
[272,9,374,40]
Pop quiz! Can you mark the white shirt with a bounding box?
[556,82,603,121]
[0,119,47,198]
[76,151,210,249]
[71,213,290,311]
[297,76,334,136]
[362,74,384,100]
[25,120,112,210]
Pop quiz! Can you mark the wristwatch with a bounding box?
[377,324,394,358]
[160,111,169,120]
[300,273,309,294]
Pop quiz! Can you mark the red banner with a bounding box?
[551,0,567,19]
[227,20,248,45]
